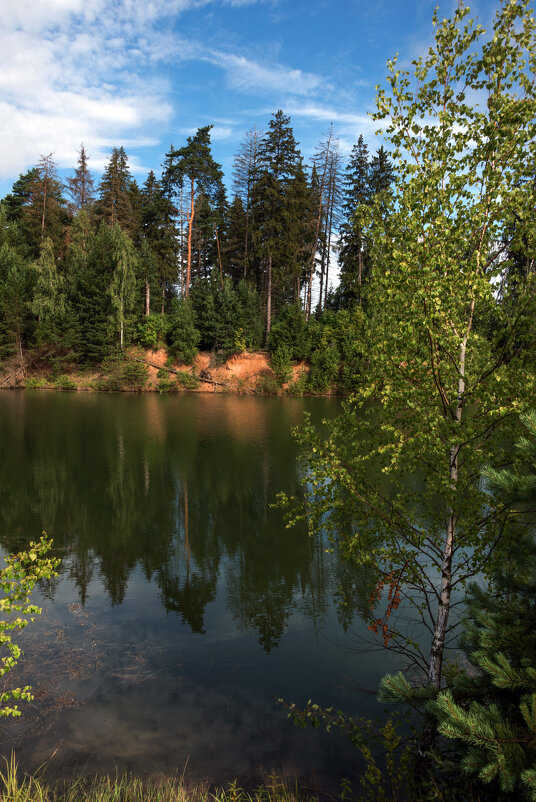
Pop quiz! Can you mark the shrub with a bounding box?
[175,371,200,389]
[0,536,60,718]
[137,314,169,350]
[308,343,340,393]
[119,361,149,390]
[287,371,308,397]
[233,327,248,354]
[257,374,281,395]
[271,344,293,385]
[24,377,47,390]
[54,374,77,391]
[156,378,177,393]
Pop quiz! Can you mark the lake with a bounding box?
[0,391,401,791]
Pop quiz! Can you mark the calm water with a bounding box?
[0,391,400,790]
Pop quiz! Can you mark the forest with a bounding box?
[3,0,536,799]
[0,110,393,394]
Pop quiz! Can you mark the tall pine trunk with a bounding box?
[185,179,195,297]
[266,253,272,345]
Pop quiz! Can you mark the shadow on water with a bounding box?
[0,391,401,791]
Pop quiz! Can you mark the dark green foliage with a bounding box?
[54,374,77,391]
[431,412,536,800]
[0,243,33,358]
[0,113,367,381]
[71,223,115,362]
[139,171,177,308]
[174,370,200,389]
[257,373,281,395]
[96,147,139,234]
[1,169,40,224]
[337,138,394,309]
[167,298,200,364]
[269,303,311,361]
[271,344,293,385]
[137,314,168,349]
[119,361,149,390]
[191,276,263,353]
[308,341,340,393]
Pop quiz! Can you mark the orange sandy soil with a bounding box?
[0,349,309,394]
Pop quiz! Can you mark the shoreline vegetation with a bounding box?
[0,759,319,802]
[0,347,338,397]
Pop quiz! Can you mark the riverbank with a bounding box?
[0,348,313,396]
[1,761,319,802]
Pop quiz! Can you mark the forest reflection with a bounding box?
[0,392,362,652]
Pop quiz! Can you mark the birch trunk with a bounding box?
[417,337,467,765]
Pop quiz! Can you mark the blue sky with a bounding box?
[0,0,502,198]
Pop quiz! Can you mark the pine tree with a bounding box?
[305,126,335,320]
[232,126,263,281]
[140,171,177,314]
[225,195,249,282]
[72,223,114,362]
[97,147,138,233]
[67,144,95,212]
[337,135,371,307]
[0,243,31,360]
[1,169,40,224]
[253,110,302,342]
[163,126,224,297]
[318,141,343,313]
[23,154,68,257]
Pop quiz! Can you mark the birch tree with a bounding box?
[281,0,536,768]
[109,224,137,349]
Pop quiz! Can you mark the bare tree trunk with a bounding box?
[417,336,468,768]
[215,226,224,289]
[145,277,150,316]
[266,253,272,345]
[179,185,185,297]
[306,128,332,321]
[318,234,327,315]
[324,193,335,308]
[185,178,195,297]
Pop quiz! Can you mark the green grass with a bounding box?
[0,757,317,802]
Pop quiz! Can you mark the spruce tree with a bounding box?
[431,413,536,799]
[253,110,302,341]
[0,243,32,360]
[97,147,138,233]
[337,135,371,307]
[232,126,263,281]
[67,144,95,212]
[140,171,177,314]
[23,154,68,257]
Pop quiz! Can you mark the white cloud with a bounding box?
[0,0,179,179]
[208,52,327,95]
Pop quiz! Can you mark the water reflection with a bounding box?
[0,391,394,788]
[0,393,338,650]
